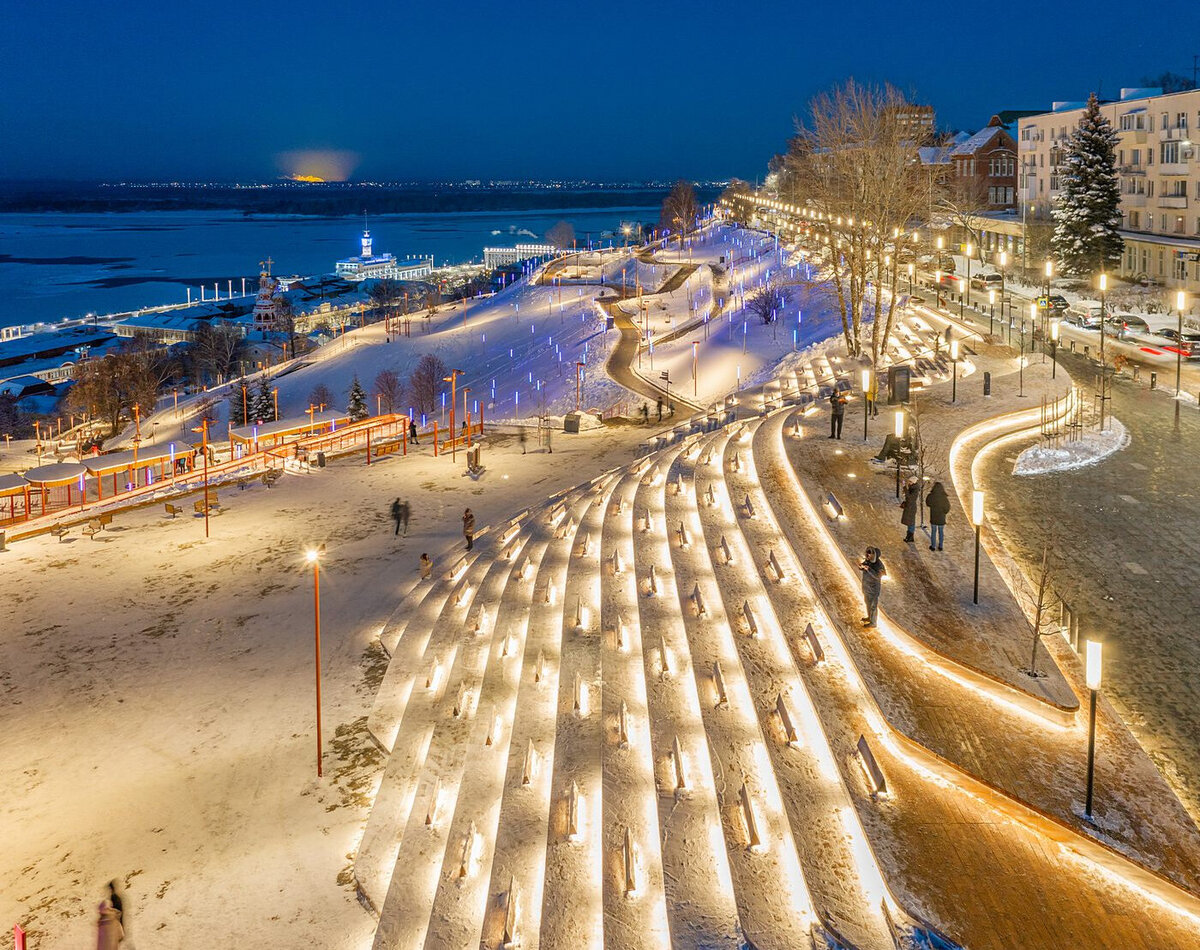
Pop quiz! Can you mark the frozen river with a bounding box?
[0,205,657,329]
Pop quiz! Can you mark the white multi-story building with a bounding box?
[335,228,433,282]
[483,243,561,270]
[1018,87,1200,292]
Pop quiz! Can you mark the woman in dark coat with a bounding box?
[860,547,887,627]
[926,481,951,551]
[900,478,920,542]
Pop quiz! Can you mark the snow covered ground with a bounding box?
[1012,417,1130,475]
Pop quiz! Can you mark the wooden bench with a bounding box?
[193,493,222,516]
[164,503,184,518]
[262,469,283,488]
[236,476,254,491]
[82,521,102,540]
[50,524,69,542]
[96,512,113,530]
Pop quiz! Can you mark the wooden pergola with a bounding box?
[0,473,31,525]
[23,462,90,517]
[229,410,350,451]
[84,442,196,500]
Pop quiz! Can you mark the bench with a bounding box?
[262,469,283,488]
[82,521,102,540]
[95,512,113,530]
[193,494,222,516]
[236,476,254,491]
[164,503,184,518]
[50,524,69,542]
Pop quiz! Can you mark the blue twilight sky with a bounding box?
[2,0,1199,183]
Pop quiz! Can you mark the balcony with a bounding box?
[1119,129,1148,144]
[1122,192,1148,208]
[1158,195,1189,209]
[1158,161,1191,176]
[1160,126,1191,142]
[1118,164,1146,175]
[1020,138,1041,152]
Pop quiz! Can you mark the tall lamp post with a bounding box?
[191,419,211,538]
[950,340,960,403]
[988,289,996,336]
[1050,318,1060,379]
[907,262,914,295]
[964,241,973,310]
[691,342,699,398]
[443,369,464,461]
[862,368,871,440]
[1084,639,1102,819]
[306,545,326,778]
[1175,290,1187,427]
[1043,259,1054,349]
[893,409,905,499]
[1098,273,1108,431]
[998,250,1008,333]
[972,490,985,604]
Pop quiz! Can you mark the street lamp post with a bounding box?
[463,387,472,447]
[576,362,585,410]
[988,289,996,336]
[1084,640,1102,819]
[907,262,914,295]
[972,490,984,604]
[1050,318,1060,379]
[191,419,211,538]
[964,241,973,309]
[306,546,326,778]
[950,340,959,403]
[1021,304,1034,398]
[893,409,905,499]
[862,368,872,440]
[443,369,464,461]
[692,342,699,398]
[1175,290,1187,427]
[1098,273,1108,431]
[1043,260,1054,351]
[998,250,1008,335]
[935,270,942,309]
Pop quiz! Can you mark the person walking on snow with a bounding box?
[399,500,410,537]
[409,418,419,445]
[420,553,432,579]
[390,498,403,536]
[900,477,920,542]
[656,396,663,422]
[926,481,950,551]
[463,508,475,551]
[860,546,886,627]
[519,427,527,454]
[829,390,846,439]
[96,892,124,950]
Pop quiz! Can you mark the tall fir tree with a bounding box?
[228,377,249,427]
[347,375,369,422]
[1050,93,1124,275]
[251,375,274,423]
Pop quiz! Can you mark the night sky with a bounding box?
[3,0,1198,183]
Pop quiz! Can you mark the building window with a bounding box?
[1178,112,1188,129]
[1162,141,1180,163]
[1175,257,1188,280]
[1129,210,1140,228]
[1176,215,1187,234]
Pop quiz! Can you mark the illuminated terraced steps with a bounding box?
[355,371,1200,950]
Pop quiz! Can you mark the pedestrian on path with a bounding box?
[656,397,663,422]
[900,477,920,543]
[926,481,950,551]
[409,418,419,445]
[399,500,410,537]
[641,403,650,424]
[107,881,125,942]
[463,508,475,551]
[390,498,403,536]
[866,374,880,418]
[829,390,846,439]
[519,427,527,454]
[96,892,124,950]
[860,547,886,627]
[420,553,432,579]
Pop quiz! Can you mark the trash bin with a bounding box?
[983,371,991,396]
[316,451,326,468]
[563,412,581,434]
[0,529,6,552]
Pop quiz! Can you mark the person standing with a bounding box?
[97,893,124,950]
[656,396,663,422]
[926,481,950,551]
[900,477,920,543]
[519,427,527,454]
[390,498,403,536]
[866,373,879,418]
[409,418,419,445]
[860,546,887,627]
[463,508,475,551]
[419,553,432,579]
[399,500,411,537]
[829,390,846,439]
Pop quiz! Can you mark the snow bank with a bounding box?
[1013,417,1129,475]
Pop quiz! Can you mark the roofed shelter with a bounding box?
[229,409,349,452]
[23,462,89,518]
[0,473,32,525]
[84,442,197,500]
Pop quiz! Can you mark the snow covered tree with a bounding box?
[228,377,249,427]
[347,375,369,422]
[251,375,274,423]
[1051,93,1124,276]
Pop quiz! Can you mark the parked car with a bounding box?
[1105,313,1151,339]
[1047,294,1070,312]
[970,273,1004,291]
[1064,301,1106,328]
[1158,327,1200,357]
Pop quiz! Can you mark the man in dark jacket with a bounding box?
[860,546,886,627]
[829,390,846,439]
[463,508,475,551]
[409,417,419,445]
[900,477,920,542]
[926,481,950,550]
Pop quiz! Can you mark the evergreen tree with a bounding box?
[347,375,369,422]
[1051,93,1124,275]
[251,374,274,423]
[228,377,248,427]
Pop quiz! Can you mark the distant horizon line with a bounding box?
[0,177,737,190]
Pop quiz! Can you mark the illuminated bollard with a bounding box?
[712,661,729,707]
[775,693,799,746]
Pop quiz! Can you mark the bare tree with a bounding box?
[275,297,301,360]
[373,369,404,413]
[308,383,334,410]
[1017,542,1061,678]
[545,220,576,250]
[660,180,699,246]
[66,341,174,437]
[191,321,243,384]
[408,353,448,415]
[745,275,788,325]
[784,80,931,363]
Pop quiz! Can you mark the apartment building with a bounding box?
[1018,87,1200,292]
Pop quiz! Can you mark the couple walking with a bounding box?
[899,478,951,549]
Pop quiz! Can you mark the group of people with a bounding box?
[899,477,952,550]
